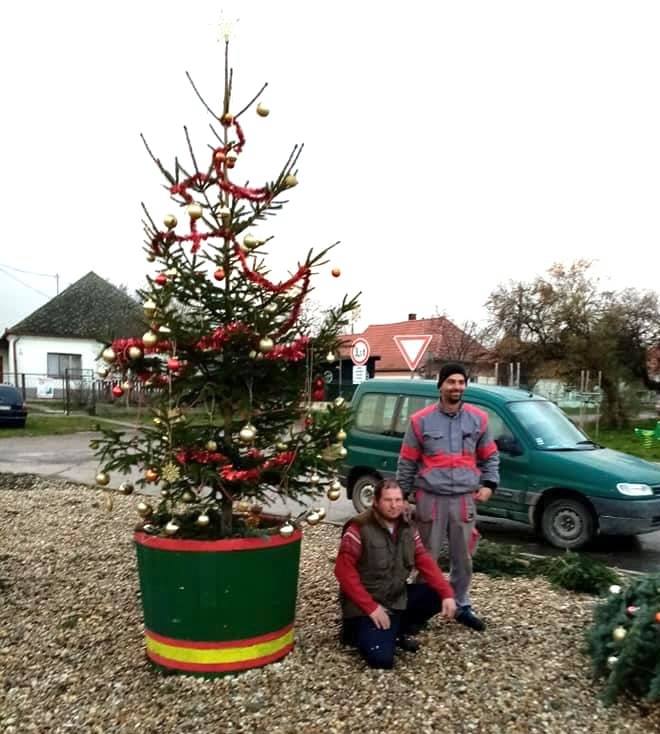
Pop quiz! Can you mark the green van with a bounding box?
[340,379,660,549]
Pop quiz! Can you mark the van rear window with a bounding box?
[355,393,398,434]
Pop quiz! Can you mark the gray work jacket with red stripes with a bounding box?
[396,401,500,497]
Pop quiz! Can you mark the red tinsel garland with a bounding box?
[234,242,310,293]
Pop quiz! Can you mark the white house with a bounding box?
[2,272,145,396]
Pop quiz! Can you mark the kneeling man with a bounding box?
[335,479,456,669]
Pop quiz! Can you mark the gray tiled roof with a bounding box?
[8,272,146,342]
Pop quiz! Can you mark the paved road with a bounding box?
[0,431,356,524]
[1,431,660,572]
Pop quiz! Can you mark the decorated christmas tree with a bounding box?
[587,574,660,704]
[92,36,358,541]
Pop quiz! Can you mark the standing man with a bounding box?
[335,479,456,670]
[396,362,499,632]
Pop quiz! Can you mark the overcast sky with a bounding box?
[1,0,659,335]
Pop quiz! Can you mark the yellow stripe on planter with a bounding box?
[145,625,294,672]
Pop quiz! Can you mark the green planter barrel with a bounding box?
[134,528,302,675]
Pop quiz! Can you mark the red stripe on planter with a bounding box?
[145,624,293,649]
[147,644,294,672]
[134,528,302,551]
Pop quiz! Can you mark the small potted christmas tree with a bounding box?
[92,34,358,675]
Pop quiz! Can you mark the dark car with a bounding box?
[0,384,27,428]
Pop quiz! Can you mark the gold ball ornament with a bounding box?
[243,233,260,250]
[121,381,132,391]
[337,446,348,458]
[607,655,618,670]
[96,472,110,486]
[256,102,270,117]
[327,487,341,501]
[182,491,195,503]
[146,253,156,263]
[160,488,170,498]
[334,397,345,407]
[206,440,218,452]
[187,203,203,220]
[153,417,162,426]
[97,366,109,379]
[165,520,180,536]
[283,174,298,188]
[137,501,153,518]
[325,352,336,363]
[196,513,210,527]
[102,347,116,364]
[145,468,159,483]
[259,337,274,353]
[128,346,142,360]
[330,479,342,492]
[276,442,288,451]
[143,299,157,317]
[331,267,341,278]
[337,429,347,442]
[613,626,627,642]
[307,511,321,526]
[609,585,622,595]
[143,331,158,347]
[279,522,295,537]
[236,500,251,513]
[310,473,321,485]
[239,423,257,443]
[163,214,177,229]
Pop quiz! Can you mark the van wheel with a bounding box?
[540,497,594,549]
[352,474,380,513]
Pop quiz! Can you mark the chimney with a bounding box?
[408,313,416,320]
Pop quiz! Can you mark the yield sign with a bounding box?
[393,334,433,371]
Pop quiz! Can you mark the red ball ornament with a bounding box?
[112,385,124,398]
[155,273,168,286]
[312,388,325,401]
[167,357,181,371]
[656,611,660,623]
[331,267,341,278]
[214,268,225,281]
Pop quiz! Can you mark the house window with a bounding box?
[47,353,82,378]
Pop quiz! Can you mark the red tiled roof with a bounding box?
[339,318,486,372]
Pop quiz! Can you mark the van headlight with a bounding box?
[616,483,653,497]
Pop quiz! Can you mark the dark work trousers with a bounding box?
[341,583,441,669]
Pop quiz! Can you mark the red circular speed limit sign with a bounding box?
[350,338,370,366]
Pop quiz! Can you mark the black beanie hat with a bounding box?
[437,362,468,388]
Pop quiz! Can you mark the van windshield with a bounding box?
[508,400,596,451]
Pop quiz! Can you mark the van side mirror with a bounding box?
[495,435,523,456]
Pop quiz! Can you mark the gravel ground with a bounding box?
[1,473,659,734]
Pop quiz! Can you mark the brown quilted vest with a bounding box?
[340,509,415,619]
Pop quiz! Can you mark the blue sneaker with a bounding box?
[456,606,486,632]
